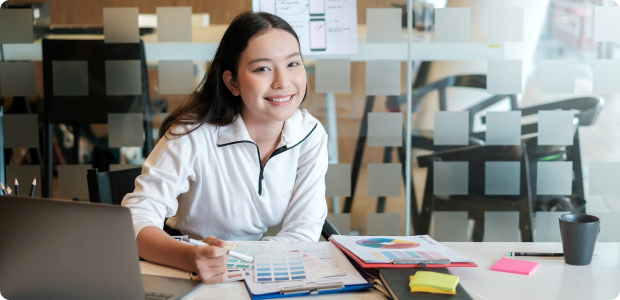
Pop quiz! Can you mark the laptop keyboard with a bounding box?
[144,291,174,300]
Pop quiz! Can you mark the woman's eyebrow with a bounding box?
[248,52,301,65]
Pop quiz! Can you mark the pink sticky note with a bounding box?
[490,257,539,275]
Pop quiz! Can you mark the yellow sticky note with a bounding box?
[410,285,457,295]
[409,271,459,292]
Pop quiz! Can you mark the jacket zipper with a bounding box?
[217,123,318,196]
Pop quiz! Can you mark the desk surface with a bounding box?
[147,242,620,300]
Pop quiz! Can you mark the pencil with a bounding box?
[6,187,12,195]
[30,178,36,197]
[0,183,6,195]
[14,178,19,196]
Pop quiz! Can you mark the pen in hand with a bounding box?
[182,237,254,263]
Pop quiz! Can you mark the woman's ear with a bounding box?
[222,70,240,96]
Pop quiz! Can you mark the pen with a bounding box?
[14,179,19,196]
[505,252,597,257]
[181,238,254,263]
[29,178,36,197]
[0,183,6,195]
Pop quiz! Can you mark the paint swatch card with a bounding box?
[225,268,251,282]
[254,252,307,282]
[226,241,287,269]
[302,253,346,279]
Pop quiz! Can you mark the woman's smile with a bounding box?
[264,94,295,106]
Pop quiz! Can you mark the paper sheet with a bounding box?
[139,261,192,279]
[330,235,473,263]
[245,242,367,296]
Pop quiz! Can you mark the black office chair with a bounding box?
[87,168,341,240]
[415,96,604,242]
[344,74,517,234]
[41,38,167,198]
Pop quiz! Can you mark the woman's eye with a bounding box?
[288,62,300,67]
[254,67,270,72]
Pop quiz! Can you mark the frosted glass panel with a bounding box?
[487,60,522,94]
[589,162,620,195]
[110,164,142,172]
[366,8,402,43]
[327,213,351,235]
[488,7,523,43]
[52,61,89,96]
[485,111,521,145]
[538,110,574,146]
[434,8,470,43]
[433,161,468,195]
[483,211,519,242]
[593,59,620,93]
[536,161,573,195]
[367,163,401,197]
[108,113,144,148]
[3,114,39,149]
[158,60,195,95]
[434,111,468,145]
[432,211,468,242]
[315,59,350,93]
[58,165,91,201]
[0,61,37,97]
[366,60,401,96]
[103,8,139,43]
[485,161,520,195]
[368,112,402,147]
[367,213,400,236]
[0,9,34,44]
[5,165,42,198]
[325,163,351,197]
[540,59,575,94]
[594,7,620,42]
[596,212,620,242]
[534,211,569,242]
[157,7,192,42]
[105,60,142,96]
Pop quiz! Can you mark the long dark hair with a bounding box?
[159,12,304,140]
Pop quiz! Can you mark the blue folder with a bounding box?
[244,280,373,300]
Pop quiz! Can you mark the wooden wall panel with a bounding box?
[8,0,405,25]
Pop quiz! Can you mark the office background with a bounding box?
[1,0,619,243]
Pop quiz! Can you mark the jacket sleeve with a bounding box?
[120,131,197,238]
[262,130,329,241]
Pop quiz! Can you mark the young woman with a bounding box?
[121,12,328,284]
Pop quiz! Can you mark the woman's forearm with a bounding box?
[136,226,196,273]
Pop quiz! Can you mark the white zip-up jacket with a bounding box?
[121,109,328,241]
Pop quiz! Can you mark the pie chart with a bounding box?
[355,238,420,249]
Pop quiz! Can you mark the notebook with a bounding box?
[409,271,459,292]
[379,268,473,300]
[490,257,540,276]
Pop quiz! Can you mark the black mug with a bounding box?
[559,214,600,266]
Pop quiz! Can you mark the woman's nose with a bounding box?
[271,69,289,89]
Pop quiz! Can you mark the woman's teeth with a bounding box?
[266,95,293,102]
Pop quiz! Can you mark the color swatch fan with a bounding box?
[356,238,420,249]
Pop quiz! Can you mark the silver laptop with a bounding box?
[0,196,201,300]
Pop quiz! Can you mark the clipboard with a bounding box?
[329,238,478,269]
[244,280,373,299]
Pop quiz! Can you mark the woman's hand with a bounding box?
[192,235,229,284]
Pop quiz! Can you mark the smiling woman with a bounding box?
[120,12,328,285]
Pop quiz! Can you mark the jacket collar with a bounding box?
[217,109,317,148]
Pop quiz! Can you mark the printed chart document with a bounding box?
[252,0,358,55]
[330,235,473,263]
[244,242,367,296]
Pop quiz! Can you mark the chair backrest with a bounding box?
[87,167,141,205]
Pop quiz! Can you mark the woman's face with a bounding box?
[223,28,306,123]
